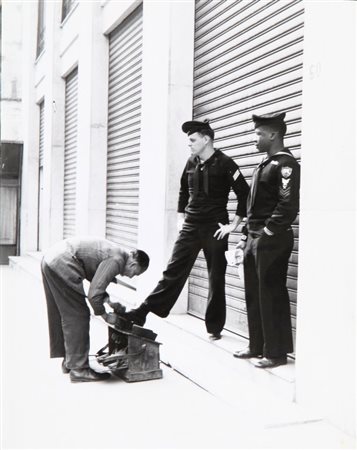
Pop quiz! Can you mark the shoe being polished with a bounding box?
[123,305,148,326]
[61,359,70,374]
[233,348,262,359]
[254,356,287,369]
[70,368,111,382]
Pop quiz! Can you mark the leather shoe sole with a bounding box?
[233,349,262,359]
[254,357,287,369]
[70,368,111,382]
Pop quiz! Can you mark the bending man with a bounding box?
[41,237,149,382]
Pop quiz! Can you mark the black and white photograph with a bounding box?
[0,0,355,449]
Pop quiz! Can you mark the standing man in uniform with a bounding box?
[124,120,249,340]
[233,112,300,368]
[41,237,149,382]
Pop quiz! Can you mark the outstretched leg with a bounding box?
[125,223,201,324]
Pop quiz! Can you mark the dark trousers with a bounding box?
[41,260,90,369]
[243,229,294,358]
[145,222,228,334]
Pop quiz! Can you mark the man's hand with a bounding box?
[236,240,247,250]
[214,223,235,240]
[235,247,244,265]
[106,299,126,315]
[177,213,185,232]
[101,312,118,325]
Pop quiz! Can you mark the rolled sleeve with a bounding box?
[88,258,124,315]
[228,159,249,217]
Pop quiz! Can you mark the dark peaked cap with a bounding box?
[252,112,286,134]
[252,112,286,127]
[181,119,215,139]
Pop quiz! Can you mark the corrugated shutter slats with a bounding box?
[106,5,143,253]
[63,68,78,239]
[188,0,303,341]
[39,101,45,167]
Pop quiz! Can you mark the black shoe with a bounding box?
[62,359,70,374]
[111,302,126,315]
[123,306,148,326]
[70,368,111,382]
[254,356,287,369]
[208,332,222,341]
[233,348,262,359]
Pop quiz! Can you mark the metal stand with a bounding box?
[96,321,163,382]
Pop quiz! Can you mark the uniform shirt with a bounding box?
[177,149,249,224]
[246,149,300,234]
[43,237,129,315]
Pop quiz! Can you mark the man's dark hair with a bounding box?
[133,249,150,271]
[269,122,286,137]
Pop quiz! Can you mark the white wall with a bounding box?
[20,0,66,252]
[74,1,109,238]
[1,1,23,143]
[296,1,356,437]
[20,1,40,253]
[24,0,111,250]
[41,1,66,249]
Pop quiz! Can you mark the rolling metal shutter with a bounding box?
[63,68,78,238]
[106,5,143,253]
[188,0,303,342]
[39,101,45,167]
[38,100,45,250]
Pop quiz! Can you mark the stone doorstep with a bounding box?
[9,253,297,406]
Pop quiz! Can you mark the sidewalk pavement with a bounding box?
[1,264,355,449]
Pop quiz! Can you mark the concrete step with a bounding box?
[152,313,295,402]
[142,316,314,428]
[10,253,298,414]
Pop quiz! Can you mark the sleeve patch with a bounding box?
[281,166,293,178]
[232,169,240,181]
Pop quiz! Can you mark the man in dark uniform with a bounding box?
[41,237,149,382]
[233,112,300,368]
[124,120,249,340]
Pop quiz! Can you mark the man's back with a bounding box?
[43,237,128,282]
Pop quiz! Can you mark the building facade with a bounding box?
[1,0,355,438]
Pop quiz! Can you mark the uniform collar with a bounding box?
[192,149,221,166]
[271,148,293,158]
[260,148,293,166]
